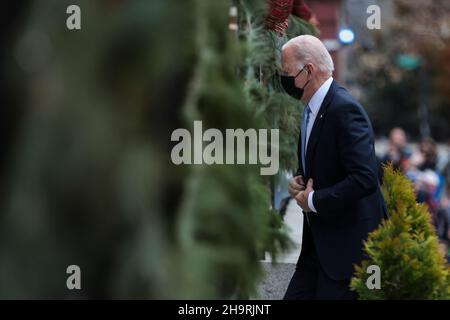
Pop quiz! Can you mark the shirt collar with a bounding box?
[307,77,333,116]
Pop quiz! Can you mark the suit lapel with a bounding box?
[305,80,337,178]
[297,127,305,176]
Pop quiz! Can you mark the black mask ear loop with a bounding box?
[293,68,304,79]
[301,66,311,89]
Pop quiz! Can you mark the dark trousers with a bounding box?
[283,219,357,300]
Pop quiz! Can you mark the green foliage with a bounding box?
[237,0,316,173]
[172,0,293,298]
[351,165,450,299]
[0,0,320,299]
[0,0,298,299]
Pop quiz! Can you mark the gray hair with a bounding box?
[282,35,334,75]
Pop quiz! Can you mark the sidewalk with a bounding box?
[256,198,303,299]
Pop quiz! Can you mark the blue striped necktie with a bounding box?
[301,105,311,173]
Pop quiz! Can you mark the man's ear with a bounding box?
[306,63,313,75]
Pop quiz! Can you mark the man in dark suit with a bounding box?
[280,35,388,300]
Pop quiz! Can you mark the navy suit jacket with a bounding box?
[296,80,388,280]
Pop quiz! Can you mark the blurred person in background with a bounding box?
[415,169,440,217]
[415,138,445,205]
[382,127,412,172]
[382,131,449,260]
[413,137,449,261]
[417,138,438,171]
[436,139,450,261]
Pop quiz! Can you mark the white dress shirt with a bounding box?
[305,76,333,213]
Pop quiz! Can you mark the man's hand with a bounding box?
[288,175,306,198]
[295,179,314,212]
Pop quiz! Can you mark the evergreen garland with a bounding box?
[0,0,317,299]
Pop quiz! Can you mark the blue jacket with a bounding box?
[297,80,388,280]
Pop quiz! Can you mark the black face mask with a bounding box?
[280,67,310,100]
